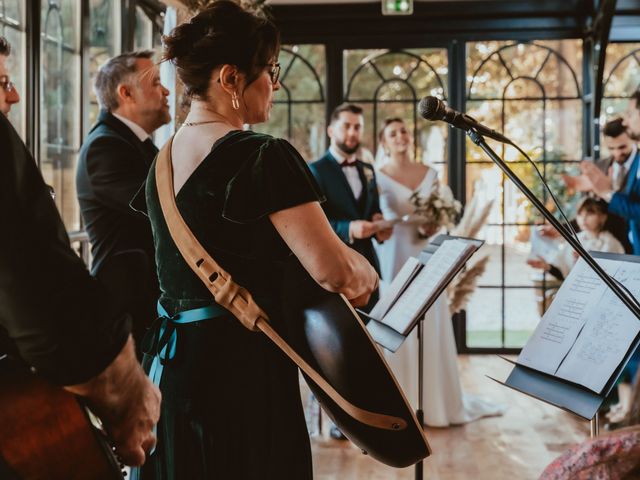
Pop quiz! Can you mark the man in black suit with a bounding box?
[76,51,170,347]
[310,103,391,315]
[0,37,159,469]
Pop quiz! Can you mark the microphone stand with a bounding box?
[415,320,424,480]
[467,128,640,321]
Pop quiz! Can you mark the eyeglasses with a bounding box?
[266,63,280,85]
[0,75,15,92]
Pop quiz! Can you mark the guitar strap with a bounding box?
[155,135,406,432]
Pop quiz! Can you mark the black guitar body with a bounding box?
[281,258,430,468]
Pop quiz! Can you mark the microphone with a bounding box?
[418,96,513,145]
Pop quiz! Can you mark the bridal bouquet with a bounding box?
[409,184,462,233]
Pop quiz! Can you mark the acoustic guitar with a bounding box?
[0,357,124,480]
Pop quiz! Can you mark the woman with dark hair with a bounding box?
[136,2,377,479]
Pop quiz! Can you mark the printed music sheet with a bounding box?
[382,239,472,335]
[517,256,640,393]
[555,262,640,392]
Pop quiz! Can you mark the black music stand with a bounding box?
[467,127,640,440]
[361,234,484,480]
[489,251,640,432]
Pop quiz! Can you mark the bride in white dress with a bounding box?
[374,118,504,427]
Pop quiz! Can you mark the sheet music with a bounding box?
[555,262,640,392]
[369,256,422,321]
[382,239,471,334]
[517,258,620,375]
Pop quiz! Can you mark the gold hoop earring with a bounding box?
[231,91,240,110]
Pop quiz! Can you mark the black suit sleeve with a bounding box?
[85,135,148,216]
[0,115,130,385]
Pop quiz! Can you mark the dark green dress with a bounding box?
[138,130,323,480]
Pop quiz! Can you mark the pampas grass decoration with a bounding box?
[448,255,489,314]
[451,195,494,239]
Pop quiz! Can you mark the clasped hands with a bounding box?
[349,213,393,242]
[562,161,613,198]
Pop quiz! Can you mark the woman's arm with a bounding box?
[270,201,378,305]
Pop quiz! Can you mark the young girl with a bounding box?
[528,197,625,280]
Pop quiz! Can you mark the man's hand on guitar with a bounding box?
[64,335,161,466]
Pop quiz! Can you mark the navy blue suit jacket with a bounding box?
[609,151,640,255]
[309,151,382,275]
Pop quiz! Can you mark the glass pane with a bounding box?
[2,25,25,138]
[280,46,324,102]
[466,287,502,348]
[545,100,582,161]
[134,6,152,50]
[504,288,543,347]
[40,0,81,231]
[504,225,534,286]
[378,80,415,102]
[503,99,544,160]
[89,0,120,126]
[42,1,78,49]
[345,49,448,101]
[0,0,22,23]
[474,228,502,288]
[601,98,629,127]
[535,41,582,98]
[603,43,640,98]
[252,45,326,162]
[291,103,325,162]
[418,118,448,180]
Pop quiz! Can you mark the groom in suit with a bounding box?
[310,103,392,313]
[76,51,170,348]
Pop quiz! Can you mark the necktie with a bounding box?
[613,164,627,192]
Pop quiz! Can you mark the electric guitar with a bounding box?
[0,357,124,480]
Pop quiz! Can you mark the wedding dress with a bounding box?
[375,167,505,427]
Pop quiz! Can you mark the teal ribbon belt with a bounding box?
[146,300,228,388]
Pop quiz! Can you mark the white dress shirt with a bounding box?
[112,112,151,142]
[330,145,362,200]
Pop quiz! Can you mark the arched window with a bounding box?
[465,40,583,348]
[253,45,326,162]
[343,48,448,178]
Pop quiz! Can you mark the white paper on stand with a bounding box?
[369,256,422,321]
[517,257,620,376]
[382,239,472,335]
[555,262,640,392]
